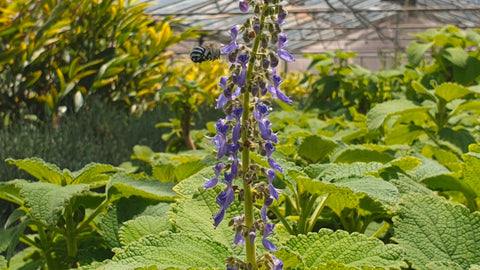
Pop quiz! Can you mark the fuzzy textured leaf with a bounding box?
[6,158,64,185]
[331,147,394,164]
[71,163,117,185]
[119,216,171,246]
[393,195,480,270]
[82,232,230,269]
[442,47,468,68]
[169,187,242,248]
[434,82,474,102]
[298,135,338,163]
[173,167,213,198]
[20,182,90,226]
[107,174,176,202]
[462,152,480,198]
[406,41,434,66]
[281,229,407,269]
[366,99,422,130]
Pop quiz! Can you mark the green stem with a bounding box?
[270,205,295,235]
[241,5,269,269]
[77,197,111,233]
[19,235,42,249]
[306,195,328,232]
[65,205,78,260]
[37,226,56,270]
[298,194,318,234]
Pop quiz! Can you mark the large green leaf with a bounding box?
[335,177,399,204]
[411,81,436,102]
[442,47,468,68]
[331,147,395,164]
[366,99,423,130]
[6,158,65,185]
[280,229,407,269]
[393,195,480,270]
[462,152,480,198]
[306,162,384,182]
[173,167,213,198]
[71,163,117,185]
[298,135,338,163]
[20,182,90,226]
[385,125,425,145]
[107,174,176,202]
[0,255,6,270]
[453,57,480,84]
[81,233,230,270]
[169,187,242,249]
[296,175,358,216]
[406,41,434,66]
[119,215,171,246]
[434,82,474,102]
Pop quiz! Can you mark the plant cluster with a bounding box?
[1,3,480,270]
[0,0,197,126]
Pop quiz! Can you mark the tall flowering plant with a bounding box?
[204,0,293,269]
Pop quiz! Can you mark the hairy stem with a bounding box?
[242,5,268,269]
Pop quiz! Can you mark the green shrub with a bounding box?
[0,0,198,126]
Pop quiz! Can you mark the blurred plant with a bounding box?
[0,0,198,127]
[303,50,407,118]
[155,60,227,152]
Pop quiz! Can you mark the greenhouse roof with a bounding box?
[149,0,480,55]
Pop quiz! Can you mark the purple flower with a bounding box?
[237,54,249,87]
[212,119,230,159]
[232,107,243,143]
[232,216,245,246]
[204,163,226,189]
[277,9,288,25]
[213,172,235,227]
[254,103,269,121]
[268,74,293,105]
[267,169,279,201]
[265,142,283,173]
[278,33,294,62]
[229,143,240,177]
[258,119,273,140]
[249,231,256,242]
[216,77,229,109]
[262,223,276,251]
[261,195,274,221]
[222,26,239,54]
[272,255,284,270]
[239,0,249,12]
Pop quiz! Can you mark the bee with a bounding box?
[190,43,222,63]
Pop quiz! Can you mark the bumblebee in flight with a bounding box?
[190,43,221,63]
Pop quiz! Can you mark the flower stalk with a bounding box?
[203,0,294,269]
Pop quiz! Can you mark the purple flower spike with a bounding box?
[262,223,277,251]
[278,33,295,62]
[222,26,239,54]
[204,163,226,189]
[239,0,249,12]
